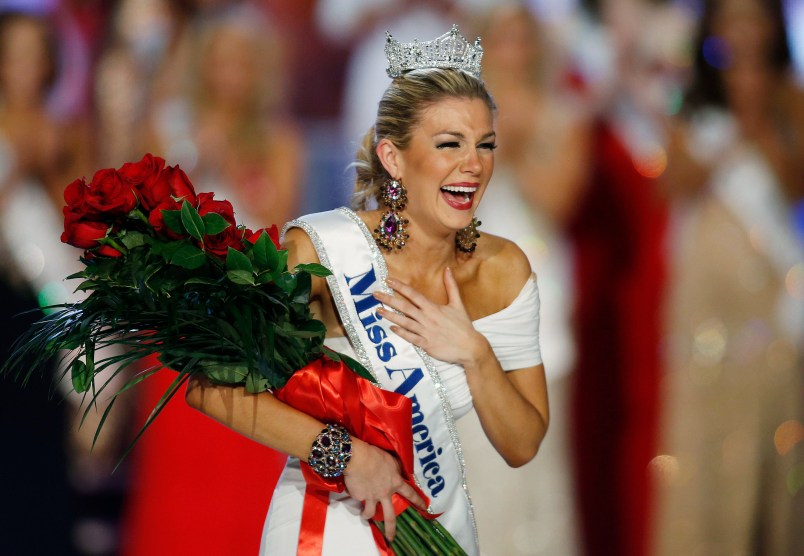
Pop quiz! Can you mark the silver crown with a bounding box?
[385,24,483,79]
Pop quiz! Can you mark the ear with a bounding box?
[376,138,404,179]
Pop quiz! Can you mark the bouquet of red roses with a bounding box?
[5,153,352,445]
[1,154,465,556]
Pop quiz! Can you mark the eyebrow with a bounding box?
[434,131,496,140]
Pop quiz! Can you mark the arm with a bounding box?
[185,227,424,540]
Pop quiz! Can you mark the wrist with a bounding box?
[460,332,493,371]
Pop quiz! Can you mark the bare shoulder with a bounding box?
[283,226,320,266]
[472,232,533,305]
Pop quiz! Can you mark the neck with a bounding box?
[383,217,459,281]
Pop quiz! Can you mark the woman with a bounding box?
[653,1,804,554]
[187,27,549,555]
[119,8,299,556]
[145,4,303,229]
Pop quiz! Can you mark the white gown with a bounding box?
[260,209,542,555]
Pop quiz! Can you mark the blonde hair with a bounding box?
[352,69,495,210]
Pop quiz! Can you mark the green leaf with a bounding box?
[227,269,256,286]
[274,273,296,293]
[251,232,279,271]
[204,362,249,384]
[161,209,184,234]
[276,250,289,274]
[171,243,206,269]
[202,212,231,235]
[245,369,269,393]
[184,277,221,286]
[226,247,253,273]
[149,238,184,260]
[120,231,147,249]
[293,263,332,277]
[75,280,99,292]
[71,359,92,393]
[180,201,205,240]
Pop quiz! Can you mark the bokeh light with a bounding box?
[774,420,804,456]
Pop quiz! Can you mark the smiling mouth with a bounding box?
[440,185,477,210]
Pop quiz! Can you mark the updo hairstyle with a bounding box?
[352,68,495,210]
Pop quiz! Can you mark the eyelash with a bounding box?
[436,142,498,150]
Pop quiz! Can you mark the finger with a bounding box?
[385,277,429,308]
[396,482,427,511]
[373,291,421,318]
[361,500,378,520]
[443,267,465,309]
[390,325,424,348]
[380,497,397,541]
[377,307,423,334]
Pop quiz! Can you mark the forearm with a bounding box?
[186,373,423,537]
[463,336,549,467]
[185,374,323,461]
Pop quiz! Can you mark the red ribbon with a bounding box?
[274,357,431,555]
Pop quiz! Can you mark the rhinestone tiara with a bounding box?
[385,24,483,79]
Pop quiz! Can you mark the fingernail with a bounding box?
[386,277,396,286]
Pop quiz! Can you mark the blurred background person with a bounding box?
[565,1,694,555]
[118,3,301,556]
[455,3,590,555]
[652,0,804,554]
[145,1,303,229]
[0,7,95,556]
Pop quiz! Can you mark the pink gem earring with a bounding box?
[373,178,409,251]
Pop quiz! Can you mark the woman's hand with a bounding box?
[344,438,426,541]
[374,267,490,367]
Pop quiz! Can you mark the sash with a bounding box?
[284,208,479,555]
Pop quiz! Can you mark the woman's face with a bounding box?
[0,17,52,100]
[202,27,259,106]
[712,0,776,111]
[388,97,495,234]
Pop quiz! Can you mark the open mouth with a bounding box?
[440,184,477,210]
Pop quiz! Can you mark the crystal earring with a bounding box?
[455,217,481,253]
[374,178,409,251]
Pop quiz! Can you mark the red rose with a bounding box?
[245,225,280,249]
[118,154,167,209]
[64,177,87,208]
[137,163,196,211]
[61,215,110,249]
[94,244,124,258]
[83,168,138,217]
[203,226,243,258]
[148,198,185,240]
[196,192,236,226]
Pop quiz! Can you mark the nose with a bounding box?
[461,147,483,175]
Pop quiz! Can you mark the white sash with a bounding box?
[285,207,479,554]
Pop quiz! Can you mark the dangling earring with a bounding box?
[373,178,409,251]
[456,217,481,253]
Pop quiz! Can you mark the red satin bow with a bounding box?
[274,357,431,555]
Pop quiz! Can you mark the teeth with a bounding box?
[441,186,477,193]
